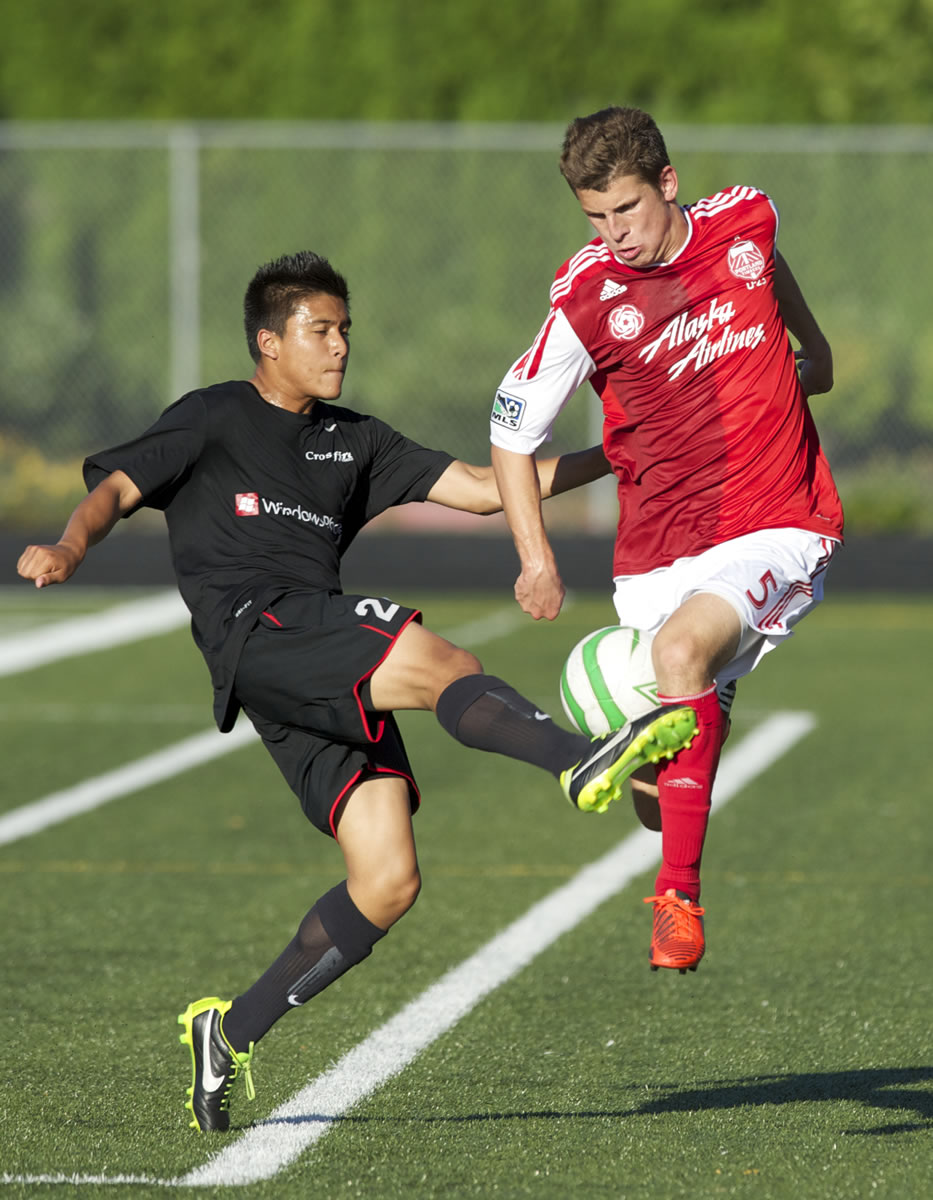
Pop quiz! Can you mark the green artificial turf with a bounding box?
[0,590,929,1199]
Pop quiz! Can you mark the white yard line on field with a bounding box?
[0,590,189,677]
[0,589,536,681]
[179,710,815,1189]
[0,602,532,848]
[0,722,259,847]
[0,711,816,1189]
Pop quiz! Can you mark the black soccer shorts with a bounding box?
[234,589,423,837]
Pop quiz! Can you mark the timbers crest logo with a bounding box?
[727,240,766,282]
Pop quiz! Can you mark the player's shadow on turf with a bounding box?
[629,1066,933,1134]
[262,1067,932,1136]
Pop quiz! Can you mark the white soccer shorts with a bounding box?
[611,527,840,685]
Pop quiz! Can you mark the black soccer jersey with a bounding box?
[84,380,453,730]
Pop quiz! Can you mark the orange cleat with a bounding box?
[644,889,705,974]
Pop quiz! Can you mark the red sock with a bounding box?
[653,687,725,902]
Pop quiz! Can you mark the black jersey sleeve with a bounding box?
[83,393,208,512]
[358,417,453,524]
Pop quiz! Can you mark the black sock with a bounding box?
[435,674,589,779]
[221,881,385,1052]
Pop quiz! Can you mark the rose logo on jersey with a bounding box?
[235,492,260,516]
[727,240,766,282]
[609,303,645,341]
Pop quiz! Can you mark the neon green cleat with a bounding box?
[177,996,256,1132]
[560,705,698,814]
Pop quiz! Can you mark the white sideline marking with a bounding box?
[0,590,528,681]
[0,1175,164,1188]
[0,590,188,677]
[0,605,525,848]
[0,712,815,1188]
[179,711,815,1188]
[0,723,258,847]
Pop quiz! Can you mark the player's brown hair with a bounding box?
[559,107,670,193]
[244,251,350,363]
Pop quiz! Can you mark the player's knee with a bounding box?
[449,645,483,678]
[651,627,708,689]
[383,865,422,921]
[428,645,483,704]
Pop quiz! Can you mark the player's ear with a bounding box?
[256,328,279,361]
[658,164,678,202]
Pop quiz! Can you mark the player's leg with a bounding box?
[630,766,663,831]
[223,774,416,1044]
[179,775,413,1133]
[369,620,699,814]
[623,531,838,972]
[631,682,736,831]
[638,593,740,972]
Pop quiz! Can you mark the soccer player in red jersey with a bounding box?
[489,107,844,974]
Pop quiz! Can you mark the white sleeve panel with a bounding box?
[489,307,596,455]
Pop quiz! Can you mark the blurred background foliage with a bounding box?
[3,0,932,124]
[0,0,931,534]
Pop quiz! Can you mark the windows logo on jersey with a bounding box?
[491,391,526,431]
[235,492,260,516]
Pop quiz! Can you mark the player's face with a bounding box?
[274,293,351,401]
[575,165,684,268]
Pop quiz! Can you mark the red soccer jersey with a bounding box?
[490,186,844,575]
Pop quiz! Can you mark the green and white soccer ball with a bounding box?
[560,625,660,737]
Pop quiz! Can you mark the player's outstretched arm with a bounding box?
[774,250,833,397]
[17,470,143,588]
[425,444,609,516]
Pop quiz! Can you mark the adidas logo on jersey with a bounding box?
[599,280,628,301]
[662,776,704,789]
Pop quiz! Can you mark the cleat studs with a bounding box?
[650,964,659,972]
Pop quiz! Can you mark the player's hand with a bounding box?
[795,346,833,396]
[514,563,565,621]
[17,543,82,588]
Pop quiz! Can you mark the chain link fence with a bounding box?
[1,121,931,534]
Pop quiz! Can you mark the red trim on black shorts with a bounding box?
[328,765,421,839]
[353,609,422,742]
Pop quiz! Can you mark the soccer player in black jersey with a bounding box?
[18,251,696,1132]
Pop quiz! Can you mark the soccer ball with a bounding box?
[560,625,659,737]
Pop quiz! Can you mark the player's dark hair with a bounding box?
[244,251,350,362]
[559,107,670,192]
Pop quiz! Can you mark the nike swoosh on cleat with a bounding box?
[533,711,550,721]
[201,1020,226,1091]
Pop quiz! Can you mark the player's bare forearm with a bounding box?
[537,444,611,498]
[426,444,607,517]
[491,444,565,620]
[17,470,142,588]
[774,250,833,395]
